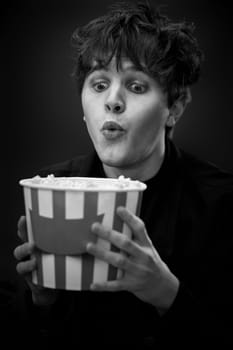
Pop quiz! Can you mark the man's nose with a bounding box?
[104,89,125,114]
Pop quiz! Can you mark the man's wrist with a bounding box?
[148,273,180,315]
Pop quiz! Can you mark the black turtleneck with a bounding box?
[10,137,233,349]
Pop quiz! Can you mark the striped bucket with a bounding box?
[19,177,146,290]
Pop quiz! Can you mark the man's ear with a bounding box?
[166,98,187,127]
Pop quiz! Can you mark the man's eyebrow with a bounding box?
[88,64,145,75]
[88,65,108,74]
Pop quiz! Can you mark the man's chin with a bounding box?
[102,158,124,167]
[99,154,127,168]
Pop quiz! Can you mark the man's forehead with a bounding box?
[91,57,142,72]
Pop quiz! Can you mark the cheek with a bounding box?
[81,90,93,116]
[82,91,104,122]
[133,103,168,136]
[82,93,100,128]
[84,116,99,142]
[82,110,105,149]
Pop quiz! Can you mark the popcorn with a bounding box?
[28,174,146,191]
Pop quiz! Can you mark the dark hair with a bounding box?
[71,1,204,107]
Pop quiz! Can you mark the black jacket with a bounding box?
[2,139,233,349]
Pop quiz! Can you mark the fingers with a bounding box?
[14,217,37,277]
[87,241,136,273]
[16,257,37,275]
[14,241,37,276]
[13,241,35,261]
[91,280,124,292]
[116,207,151,245]
[91,222,143,257]
[17,216,28,242]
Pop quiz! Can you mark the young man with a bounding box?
[12,1,233,348]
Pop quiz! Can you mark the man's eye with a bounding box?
[129,82,147,94]
[92,81,109,92]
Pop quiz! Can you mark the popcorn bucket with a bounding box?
[19,176,146,290]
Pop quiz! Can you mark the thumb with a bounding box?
[17,216,28,242]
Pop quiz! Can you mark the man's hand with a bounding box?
[13,216,59,306]
[86,206,179,313]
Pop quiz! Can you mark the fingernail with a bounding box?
[92,222,100,231]
[117,206,125,213]
[86,242,92,251]
[90,283,96,290]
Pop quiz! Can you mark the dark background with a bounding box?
[3,0,233,280]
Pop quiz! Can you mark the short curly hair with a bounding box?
[71,1,204,108]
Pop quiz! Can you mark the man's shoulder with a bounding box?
[36,153,95,177]
[178,148,233,196]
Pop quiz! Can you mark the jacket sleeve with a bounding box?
[158,190,233,348]
[158,281,233,348]
[0,278,77,347]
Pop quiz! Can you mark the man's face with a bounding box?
[81,57,170,174]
